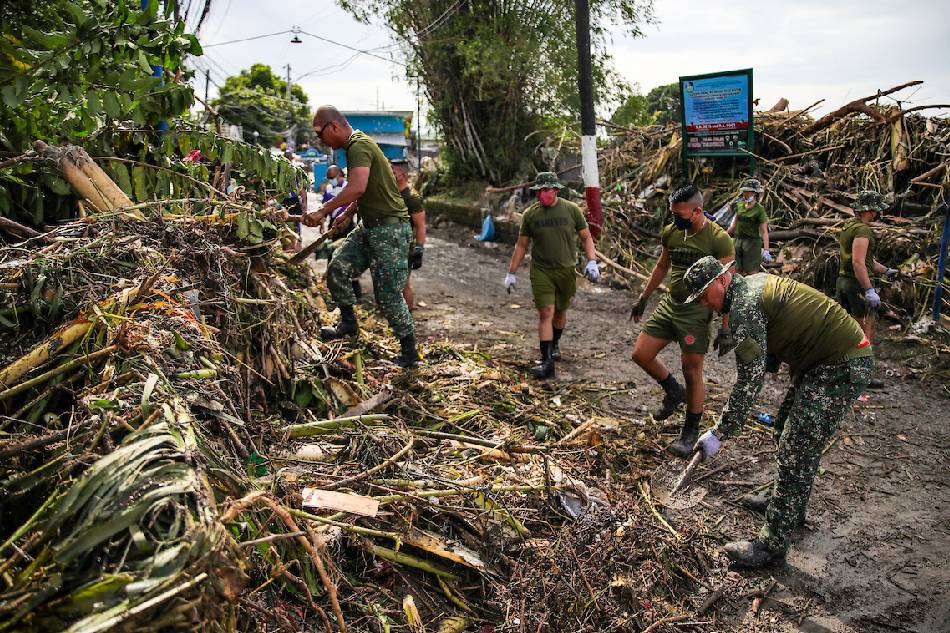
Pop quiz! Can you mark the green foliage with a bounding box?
[211,63,314,148]
[611,82,682,127]
[645,82,681,125]
[0,1,307,226]
[336,0,655,184]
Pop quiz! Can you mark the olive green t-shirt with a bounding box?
[734,201,768,239]
[519,198,588,269]
[399,186,424,215]
[761,275,871,373]
[345,131,408,222]
[837,217,876,281]
[661,220,735,302]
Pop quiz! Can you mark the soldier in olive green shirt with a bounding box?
[304,106,418,368]
[506,172,599,380]
[683,256,873,568]
[629,184,734,458]
[391,159,427,312]
[727,178,771,274]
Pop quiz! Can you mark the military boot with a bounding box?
[722,539,785,569]
[320,305,358,340]
[394,334,420,368]
[551,328,563,361]
[529,341,555,380]
[667,411,700,458]
[655,377,685,421]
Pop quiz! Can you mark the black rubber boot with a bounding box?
[723,539,785,569]
[320,305,358,340]
[394,334,420,368]
[529,341,555,379]
[551,328,563,361]
[655,375,685,421]
[667,411,701,458]
[868,377,885,390]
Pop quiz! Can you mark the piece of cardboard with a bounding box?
[301,488,379,517]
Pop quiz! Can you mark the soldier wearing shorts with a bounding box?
[505,172,599,379]
[303,106,418,368]
[685,256,873,568]
[727,178,772,274]
[835,190,898,340]
[630,184,734,457]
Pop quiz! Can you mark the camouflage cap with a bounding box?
[852,190,889,214]
[738,177,764,194]
[529,172,564,190]
[684,256,731,303]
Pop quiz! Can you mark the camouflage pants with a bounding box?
[326,222,414,339]
[761,355,873,552]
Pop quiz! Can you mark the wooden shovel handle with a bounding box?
[671,451,705,495]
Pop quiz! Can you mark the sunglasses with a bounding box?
[314,121,335,139]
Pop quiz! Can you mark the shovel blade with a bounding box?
[650,452,707,510]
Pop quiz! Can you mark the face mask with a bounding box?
[672,212,693,230]
[538,190,557,207]
[743,194,756,204]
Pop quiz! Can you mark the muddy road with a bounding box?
[310,221,950,632]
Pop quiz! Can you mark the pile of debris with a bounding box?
[0,145,773,631]
[596,81,949,326]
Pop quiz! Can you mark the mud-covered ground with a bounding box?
[307,219,949,632]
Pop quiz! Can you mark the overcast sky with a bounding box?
[190,0,950,128]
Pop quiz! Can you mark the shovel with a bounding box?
[650,450,706,510]
[288,229,336,265]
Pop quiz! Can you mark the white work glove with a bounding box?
[695,430,722,461]
[863,287,881,308]
[761,249,773,264]
[505,272,517,294]
[584,260,599,281]
[884,267,898,280]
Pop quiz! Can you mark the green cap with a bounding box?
[529,172,564,191]
[739,177,764,194]
[684,256,731,303]
[852,190,889,213]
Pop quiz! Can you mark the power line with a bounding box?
[202,30,291,48]
[298,29,408,68]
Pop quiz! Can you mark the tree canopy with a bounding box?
[211,63,314,148]
[337,0,655,184]
[0,0,306,225]
[610,82,682,127]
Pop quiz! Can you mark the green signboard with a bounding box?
[679,68,755,174]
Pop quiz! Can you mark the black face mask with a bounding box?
[672,213,693,230]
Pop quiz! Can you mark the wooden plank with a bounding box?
[301,488,379,517]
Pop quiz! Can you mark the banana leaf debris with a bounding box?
[0,148,789,632]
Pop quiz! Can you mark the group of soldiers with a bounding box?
[300,106,893,569]
[507,173,892,568]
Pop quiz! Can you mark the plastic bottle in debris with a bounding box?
[755,412,775,427]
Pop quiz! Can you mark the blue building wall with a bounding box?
[333,111,412,169]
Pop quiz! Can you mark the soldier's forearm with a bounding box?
[716,360,766,437]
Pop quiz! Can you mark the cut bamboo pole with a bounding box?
[74,151,134,209]
[32,141,111,212]
[0,286,136,390]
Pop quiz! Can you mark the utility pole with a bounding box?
[284,64,295,155]
[416,77,422,168]
[574,0,601,239]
